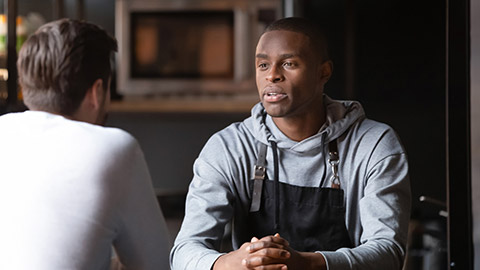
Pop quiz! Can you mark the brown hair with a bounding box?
[17,18,117,115]
[264,17,329,62]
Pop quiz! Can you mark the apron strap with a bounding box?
[250,143,267,212]
[270,141,280,231]
[328,140,341,189]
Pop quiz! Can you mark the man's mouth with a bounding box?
[264,91,287,102]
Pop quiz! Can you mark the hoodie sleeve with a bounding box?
[170,134,240,270]
[321,128,411,269]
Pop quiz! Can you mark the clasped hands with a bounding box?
[213,233,325,270]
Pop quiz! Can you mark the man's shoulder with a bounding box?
[355,118,394,136]
[78,123,139,152]
[1,111,135,144]
[63,124,145,175]
[349,117,406,156]
[82,122,134,141]
[0,111,26,124]
[208,120,256,146]
[199,119,258,161]
[217,120,249,135]
[40,113,141,155]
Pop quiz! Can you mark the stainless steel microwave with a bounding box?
[115,0,282,96]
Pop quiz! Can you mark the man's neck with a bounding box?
[272,108,326,142]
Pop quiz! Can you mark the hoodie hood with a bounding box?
[244,95,366,153]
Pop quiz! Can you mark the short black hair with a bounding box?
[18,19,117,115]
[264,17,329,61]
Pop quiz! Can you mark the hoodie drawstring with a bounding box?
[270,140,280,231]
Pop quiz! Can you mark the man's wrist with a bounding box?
[298,251,327,270]
[212,253,226,270]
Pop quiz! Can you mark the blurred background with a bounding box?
[0,0,477,269]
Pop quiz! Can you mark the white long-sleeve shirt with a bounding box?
[0,111,170,270]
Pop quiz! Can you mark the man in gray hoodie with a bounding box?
[171,17,411,270]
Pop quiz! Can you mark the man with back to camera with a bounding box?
[171,17,411,270]
[0,19,170,269]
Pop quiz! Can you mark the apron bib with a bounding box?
[246,140,352,252]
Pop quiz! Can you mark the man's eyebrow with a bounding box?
[255,53,299,59]
[280,53,297,59]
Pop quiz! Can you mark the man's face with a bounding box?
[255,30,330,118]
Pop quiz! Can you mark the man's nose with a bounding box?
[266,66,284,83]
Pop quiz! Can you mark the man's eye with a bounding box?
[283,62,293,67]
[258,63,268,69]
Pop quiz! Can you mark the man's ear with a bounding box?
[319,60,333,84]
[88,78,104,110]
[71,78,105,124]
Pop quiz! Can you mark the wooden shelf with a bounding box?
[110,94,260,113]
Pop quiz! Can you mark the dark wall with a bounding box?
[304,0,447,218]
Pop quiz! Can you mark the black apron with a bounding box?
[246,140,352,252]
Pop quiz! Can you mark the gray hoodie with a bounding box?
[170,96,411,270]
